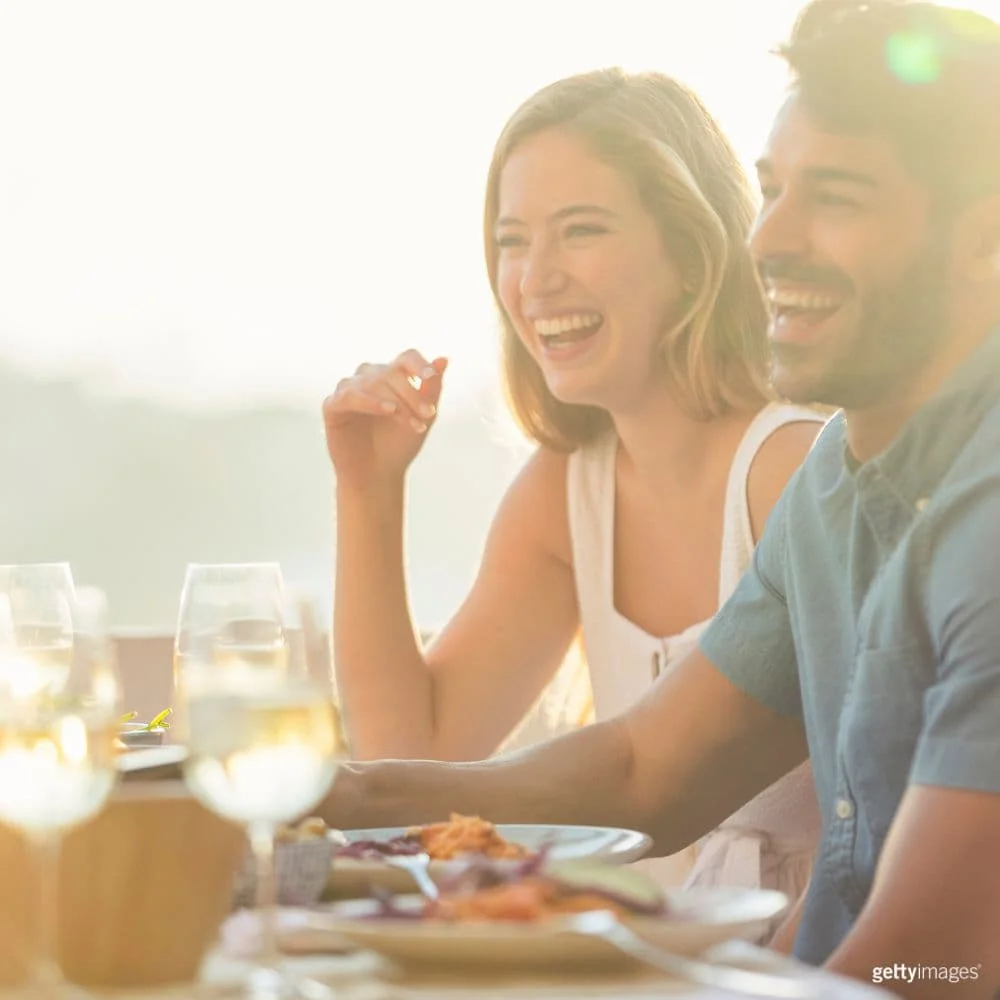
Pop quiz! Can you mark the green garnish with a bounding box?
[119,711,138,723]
[146,707,172,731]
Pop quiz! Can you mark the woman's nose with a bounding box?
[519,242,567,299]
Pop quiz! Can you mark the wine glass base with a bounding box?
[214,966,342,1000]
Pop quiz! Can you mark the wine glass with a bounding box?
[174,564,341,1000]
[0,563,76,704]
[0,585,121,998]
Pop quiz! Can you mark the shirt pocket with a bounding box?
[841,645,927,851]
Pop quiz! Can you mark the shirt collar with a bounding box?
[846,327,1000,506]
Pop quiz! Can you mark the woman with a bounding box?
[323,69,821,914]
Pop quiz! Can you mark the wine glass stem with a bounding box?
[29,828,64,993]
[249,820,280,972]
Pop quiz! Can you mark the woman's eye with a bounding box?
[564,224,607,239]
[495,233,526,249]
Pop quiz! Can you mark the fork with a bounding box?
[561,910,828,998]
[381,852,439,900]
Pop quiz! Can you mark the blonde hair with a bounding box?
[484,69,771,452]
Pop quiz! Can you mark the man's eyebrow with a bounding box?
[496,204,619,227]
[803,167,880,188]
[754,158,880,188]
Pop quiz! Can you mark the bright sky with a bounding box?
[0,0,995,410]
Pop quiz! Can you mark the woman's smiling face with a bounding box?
[494,127,687,413]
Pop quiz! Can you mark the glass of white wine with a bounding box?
[174,564,341,1000]
[0,585,121,999]
[0,563,76,703]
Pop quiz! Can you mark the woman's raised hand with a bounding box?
[323,350,448,489]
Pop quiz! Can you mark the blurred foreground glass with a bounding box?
[175,564,341,1000]
[0,586,120,999]
[0,563,76,704]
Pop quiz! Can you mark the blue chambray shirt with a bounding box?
[699,328,1000,964]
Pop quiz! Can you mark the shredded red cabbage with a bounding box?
[370,845,670,920]
[336,834,424,861]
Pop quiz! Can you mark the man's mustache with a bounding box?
[758,258,855,295]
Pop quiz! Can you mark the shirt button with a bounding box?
[835,798,855,820]
[915,497,929,512]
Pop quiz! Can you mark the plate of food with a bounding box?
[319,857,788,969]
[327,813,651,897]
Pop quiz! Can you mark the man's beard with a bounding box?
[769,243,952,411]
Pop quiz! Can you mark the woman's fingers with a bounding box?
[324,382,398,424]
[325,351,448,434]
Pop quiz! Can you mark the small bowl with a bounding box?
[119,723,168,748]
[233,836,337,909]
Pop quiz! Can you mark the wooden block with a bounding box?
[0,781,246,989]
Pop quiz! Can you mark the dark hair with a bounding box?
[778,0,1000,207]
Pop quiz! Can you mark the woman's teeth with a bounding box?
[767,288,842,312]
[532,312,603,345]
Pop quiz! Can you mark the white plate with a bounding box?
[321,888,789,968]
[328,824,651,897]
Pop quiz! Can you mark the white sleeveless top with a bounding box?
[567,402,824,898]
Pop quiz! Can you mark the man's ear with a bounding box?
[954,194,1000,283]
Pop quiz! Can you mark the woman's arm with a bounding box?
[766,878,810,955]
[335,447,581,762]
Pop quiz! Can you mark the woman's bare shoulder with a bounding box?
[491,445,574,567]
[747,418,824,541]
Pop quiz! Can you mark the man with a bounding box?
[322,2,1000,994]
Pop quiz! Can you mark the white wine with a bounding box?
[183,690,339,825]
[212,640,288,672]
[3,623,74,701]
[174,620,289,700]
[0,716,117,832]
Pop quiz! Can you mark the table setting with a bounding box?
[0,561,897,1000]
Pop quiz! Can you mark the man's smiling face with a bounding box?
[750,95,953,409]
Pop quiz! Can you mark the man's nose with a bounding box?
[749,190,811,264]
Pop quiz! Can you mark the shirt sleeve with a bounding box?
[698,489,802,718]
[911,484,1000,792]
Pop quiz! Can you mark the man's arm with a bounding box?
[826,784,1000,999]
[325,487,805,849]
[323,648,808,858]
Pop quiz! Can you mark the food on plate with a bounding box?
[375,857,668,923]
[339,814,532,862]
[337,835,424,861]
[414,813,531,861]
[276,816,330,844]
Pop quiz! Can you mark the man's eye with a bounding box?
[815,192,860,208]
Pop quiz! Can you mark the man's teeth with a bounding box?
[767,288,842,311]
[532,313,603,338]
